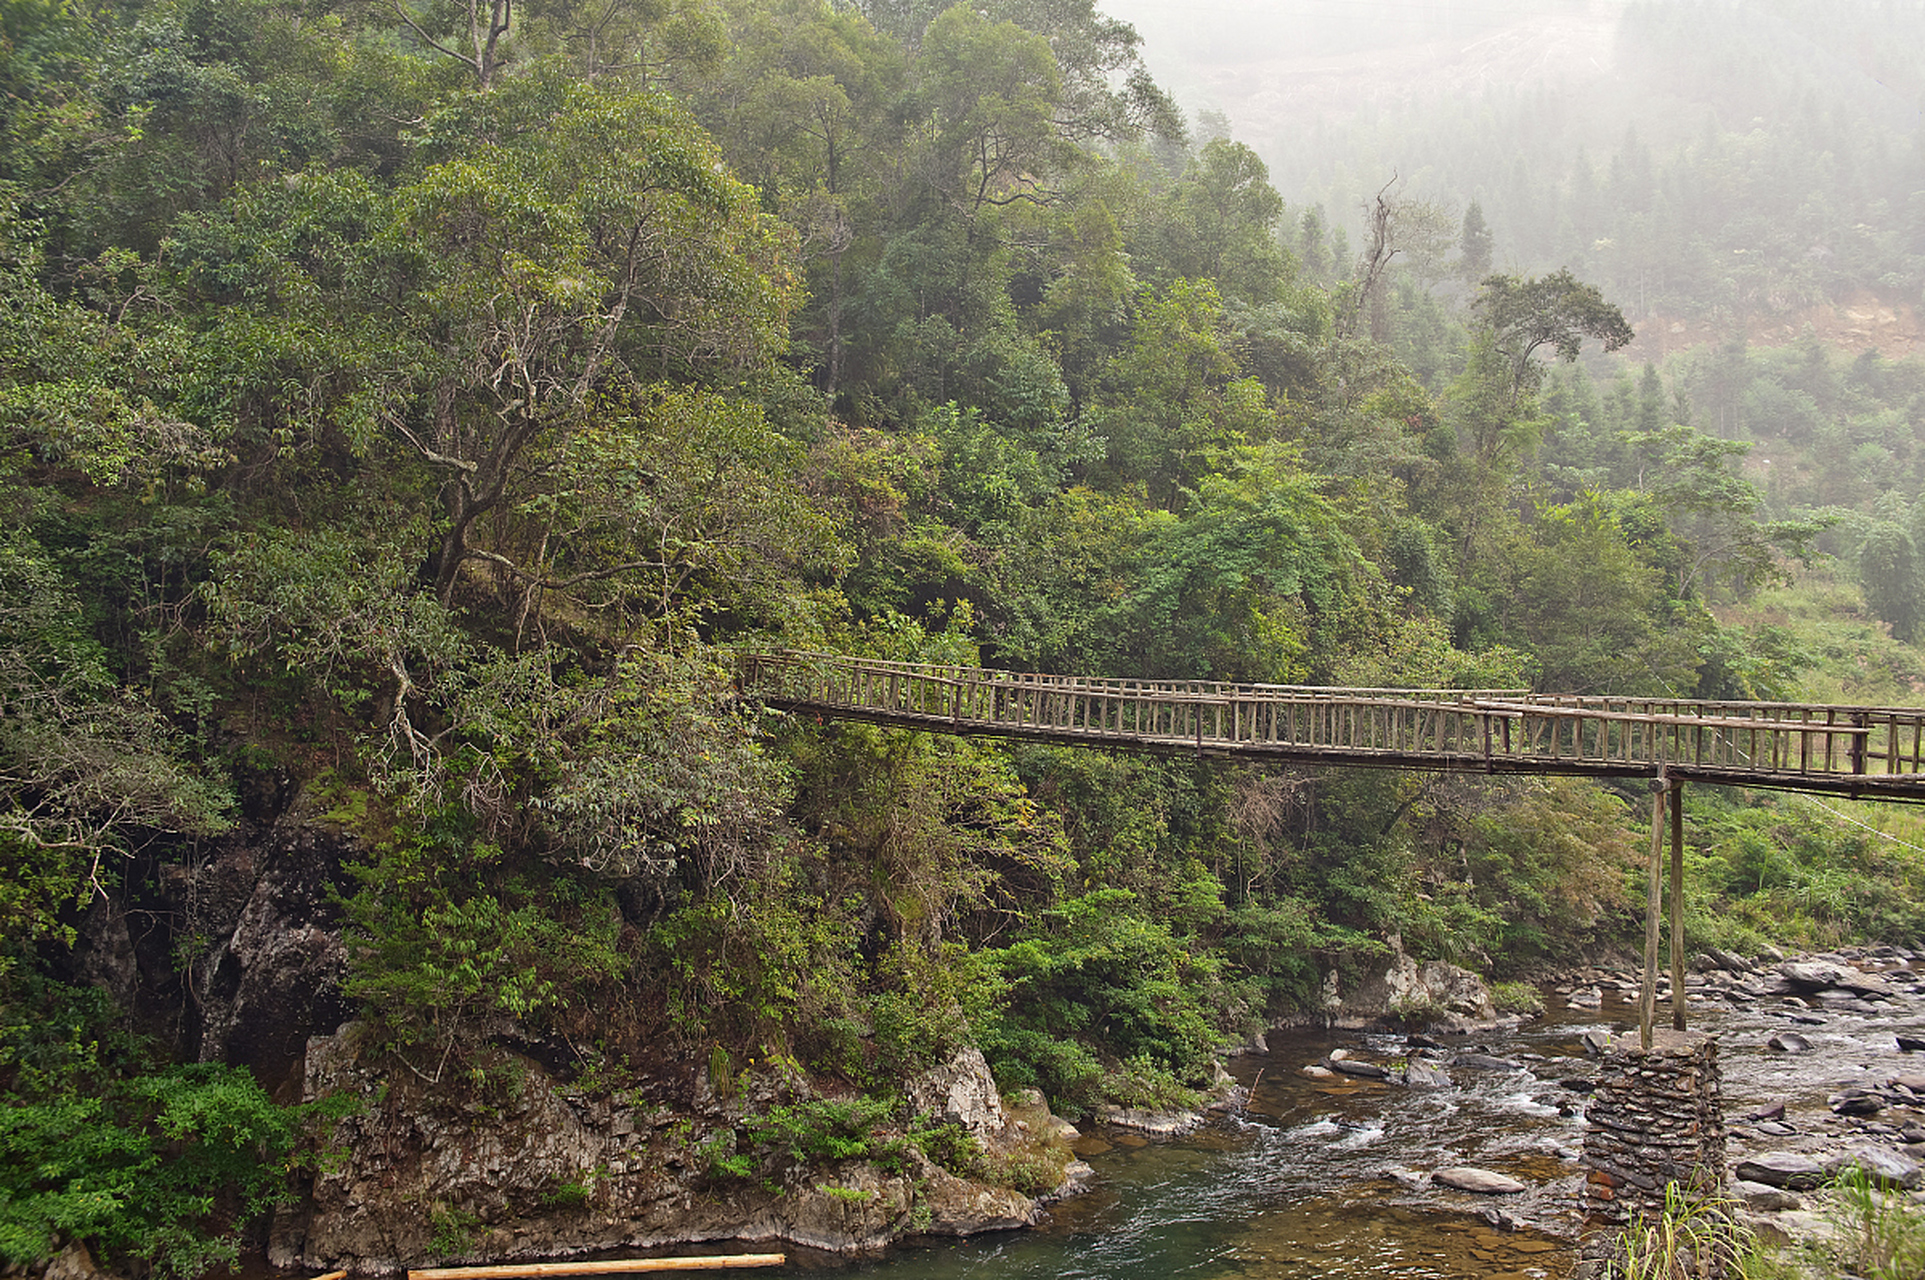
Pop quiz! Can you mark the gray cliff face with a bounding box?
[60,782,360,1093]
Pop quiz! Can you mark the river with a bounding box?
[794,957,1925,1280]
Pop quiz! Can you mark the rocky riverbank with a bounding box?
[268,1036,1089,1273]
[1190,943,1925,1270]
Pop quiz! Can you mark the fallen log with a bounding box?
[408,1255,786,1279]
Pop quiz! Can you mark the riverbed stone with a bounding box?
[1767,1032,1812,1053]
[1780,960,1896,998]
[1434,1167,1527,1194]
[1731,1152,1825,1190]
[1328,1056,1391,1080]
[1825,1145,1924,1189]
[1452,1052,1524,1071]
[1733,1180,1804,1211]
[1402,1062,1450,1089]
[1829,1088,1885,1116]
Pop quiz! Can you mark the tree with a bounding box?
[1339,180,1454,342]
[1095,278,1273,504]
[1471,268,1635,413]
[1151,139,1290,304]
[1859,502,1923,642]
[192,79,799,608]
[1458,200,1493,281]
[915,5,1065,223]
[1102,444,1362,681]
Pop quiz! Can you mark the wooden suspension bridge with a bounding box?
[738,649,1925,1045]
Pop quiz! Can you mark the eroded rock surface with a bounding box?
[271,1025,1065,1272]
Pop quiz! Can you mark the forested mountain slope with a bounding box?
[1,0,1923,1272]
[1109,0,1925,333]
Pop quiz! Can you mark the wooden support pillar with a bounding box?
[1670,779,1687,1032]
[1639,775,1666,1051]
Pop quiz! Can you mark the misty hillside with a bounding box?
[1106,0,1925,344]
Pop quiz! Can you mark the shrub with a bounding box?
[0,1050,302,1278]
[1491,981,1545,1016]
[749,1097,905,1167]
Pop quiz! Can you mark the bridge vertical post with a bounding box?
[1639,776,1667,1051]
[1669,779,1686,1032]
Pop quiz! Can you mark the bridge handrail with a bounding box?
[738,649,1534,703]
[1468,700,1881,735]
[734,649,1925,794]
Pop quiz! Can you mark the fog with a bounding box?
[1086,0,1925,328]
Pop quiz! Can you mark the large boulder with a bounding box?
[1778,960,1895,999]
[1318,937,1499,1030]
[273,1025,1050,1272]
[905,1048,1007,1144]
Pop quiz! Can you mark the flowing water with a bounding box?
[797,959,1925,1280]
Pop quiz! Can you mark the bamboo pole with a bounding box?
[1669,779,1686,1033]
[408,1256,786,1280]
[1640,778,1666,1051]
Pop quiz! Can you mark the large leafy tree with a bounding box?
[181,76,798,607]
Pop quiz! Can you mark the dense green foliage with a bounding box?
[0,977,308,1277]
[4,0,1925,1270]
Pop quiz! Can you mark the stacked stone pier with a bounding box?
[1579,1030,1727,1275]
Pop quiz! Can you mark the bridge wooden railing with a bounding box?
[737,650,1925,799]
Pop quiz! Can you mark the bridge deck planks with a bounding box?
[738,650,1925,801]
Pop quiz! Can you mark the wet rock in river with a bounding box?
[1433,1167,1526,1194]
[1745,1102,1787,1121]
[1897,1034,1925,1052]
[1327,1056,1391,1080]
[1829,1088,1885,1116]
[1767,1032,1812,1053]
[1732,1152,1825,1189]
[1401,1061,1450,1089]
[1579,1029,1612,1056]
[1451,1052,1524,1071]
